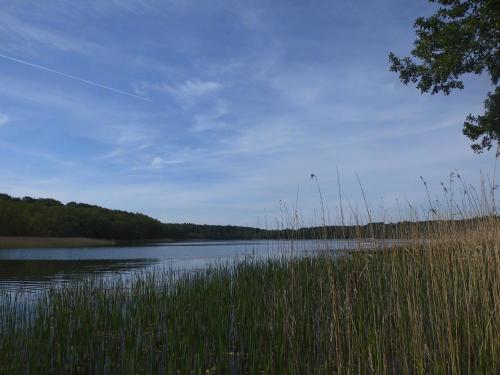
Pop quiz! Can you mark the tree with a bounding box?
[389,0,499,152]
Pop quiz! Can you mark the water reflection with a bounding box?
[0,259,154,292]
[0,239,364,295]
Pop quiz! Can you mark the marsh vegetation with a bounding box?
[1,216,498,373]
[1,170,499,373]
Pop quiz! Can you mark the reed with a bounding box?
[0,215,498,373]
[1,170,499,373]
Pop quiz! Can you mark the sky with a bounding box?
[0,0,497,227]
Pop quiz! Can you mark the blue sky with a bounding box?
[0,0,497,226]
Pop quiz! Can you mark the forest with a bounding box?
[0,193,489,242]
[0,193,265,241]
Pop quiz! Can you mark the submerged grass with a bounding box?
[0,218,498,373]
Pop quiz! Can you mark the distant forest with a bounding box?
[0,194,264,241]
[0,193,491,241]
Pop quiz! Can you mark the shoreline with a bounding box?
[0,236,174,249]
[0,236,117,249]
[0,237,407,250]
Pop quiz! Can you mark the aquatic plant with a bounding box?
[0,215,498,373]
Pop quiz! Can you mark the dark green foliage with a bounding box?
[389,0,500,152]
[463,86,500,151]
[0,193,495,242]
[0,194,264,241]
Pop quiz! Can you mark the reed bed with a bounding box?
[0,216,498,374]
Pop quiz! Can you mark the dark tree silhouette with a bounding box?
[389,0,499,152]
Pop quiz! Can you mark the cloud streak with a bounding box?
[0,0,496,225]
[137,79,220,104]
[0,53,151,101]
[0,12,92,55]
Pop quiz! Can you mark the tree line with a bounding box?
[1,193,493,241]
[0,194,264,241]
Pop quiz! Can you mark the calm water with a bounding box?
[0,239,370,295]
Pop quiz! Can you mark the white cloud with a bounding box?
[0,13,103,56]
[137,79,221,104]
[174,79,221,98]
[0,113,9,126]
[150,156,187,169]
[191,100,229,132]
[0,0,495,226]
[151,157,163,168]
[239,8,266,30]
[170,79,221,98]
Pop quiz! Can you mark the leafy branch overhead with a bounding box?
[389,0,499,152]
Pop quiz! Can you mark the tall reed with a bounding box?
[0,172,499,373]
[0,216,498,373]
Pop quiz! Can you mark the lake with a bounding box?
[0,239,373,296]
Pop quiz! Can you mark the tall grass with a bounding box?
[0,217,498,373]
[1,171,499,373]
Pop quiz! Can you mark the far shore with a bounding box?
[0,236,174,249]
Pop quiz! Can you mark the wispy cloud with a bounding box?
[0,113,9,126]
[0,53,150,101]
[0,12,101,56]
[238,8,266,30]
[172,80,221,99]
[191,100,229,132]
[150,156,188,169]
[137,79,221,104]
[0,0,495,225]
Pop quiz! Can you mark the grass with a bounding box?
[0,218,498,373]
[1,171,499,373]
